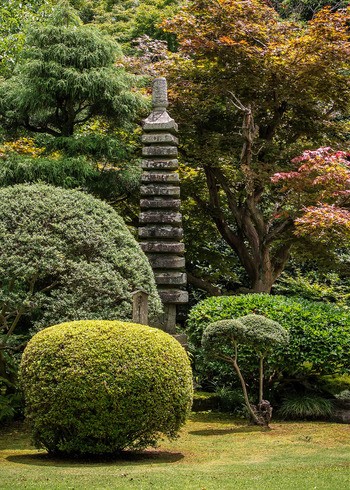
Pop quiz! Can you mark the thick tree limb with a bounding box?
[187,272,222,296]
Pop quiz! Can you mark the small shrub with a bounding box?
[0,377,23,423]
[278,395,333,420]
[202,315,288,426]
[273,271,350,306]
[318,374,350,397]
[335,390,350,401]
[19,320,193,456]
[0,352,23,423]
[192,391,220,411]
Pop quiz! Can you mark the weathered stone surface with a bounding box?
[140,211,182,224]
[153,303,177,334]
[158,289,189,304]
[142,133,178,145]
[331,400,350,424]
[140,198,181,209]
[152,77,168,110]
[142,146,178,157]
[141,159,178,170]
[139,77,188,327]
[154,271,187,285]
[141,173,179,184]
[140,185,180,197]
[140,242,185,253]
[143,111,178,132]
[172,333,188,348]
[147,255,186,269]
[131,290,149,325]
[139,226,183,239]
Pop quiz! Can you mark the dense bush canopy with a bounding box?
[201,319,245,358]
[188,294,350,381]
[238,314,290,354]
[202,315,289,358]
[0,183,161,338]
[19,320,193,455]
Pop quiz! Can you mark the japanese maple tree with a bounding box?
[162,0,350,292]
[272,147,350,243]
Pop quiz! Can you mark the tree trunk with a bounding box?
[0,346,7,379]
[259,355,264,403]
[199,103,293,293]
[251,254,275,293]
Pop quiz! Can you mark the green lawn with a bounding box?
[1,413,349,489]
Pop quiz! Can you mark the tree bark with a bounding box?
[259,355,264,403]
[187,272,222,296]
[199,101,292,293]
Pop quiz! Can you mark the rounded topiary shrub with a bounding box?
[0,183,162,334]
[19,320,193,456]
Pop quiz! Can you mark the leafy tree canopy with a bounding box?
[162,0,350,292]
[0,0,51,76]
[79,0,180,49]
[272,0,350,20]
[272,147,350,244]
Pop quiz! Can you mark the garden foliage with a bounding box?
[278,395,333,420]
[202,315,288,425]
[163,1,350,292]
[20,320,193,455]
[0,183,162,384]
[188,294,350,387]
[0,1,145,137]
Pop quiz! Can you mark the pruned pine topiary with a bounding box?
[237,314,290,354]
[236,314,289,422]
[19,320,193,456]
[201,318,267,426]
[201,319,246,358]
[201,315,289,427]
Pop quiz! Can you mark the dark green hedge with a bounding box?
[187,294,350,379]
[20,320,193,456]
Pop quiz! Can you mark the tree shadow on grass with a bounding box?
[7,450,184,467]
[189,426,262,436]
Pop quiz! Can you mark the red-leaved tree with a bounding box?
[272,148,350,243]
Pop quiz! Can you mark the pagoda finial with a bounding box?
[152,77,168,111]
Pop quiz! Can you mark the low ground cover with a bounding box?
[1,413,349,489]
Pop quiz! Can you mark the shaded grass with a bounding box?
[0,413,349,489]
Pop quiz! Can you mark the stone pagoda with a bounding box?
[139,78,188,333]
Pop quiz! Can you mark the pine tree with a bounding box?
[0,1,145,136]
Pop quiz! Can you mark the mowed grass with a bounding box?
[1,412,349,490]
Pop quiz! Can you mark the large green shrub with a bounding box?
[0,183,161,330]
[187,294,350,387]
[0,183,161,386]
[19,320,193,456]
